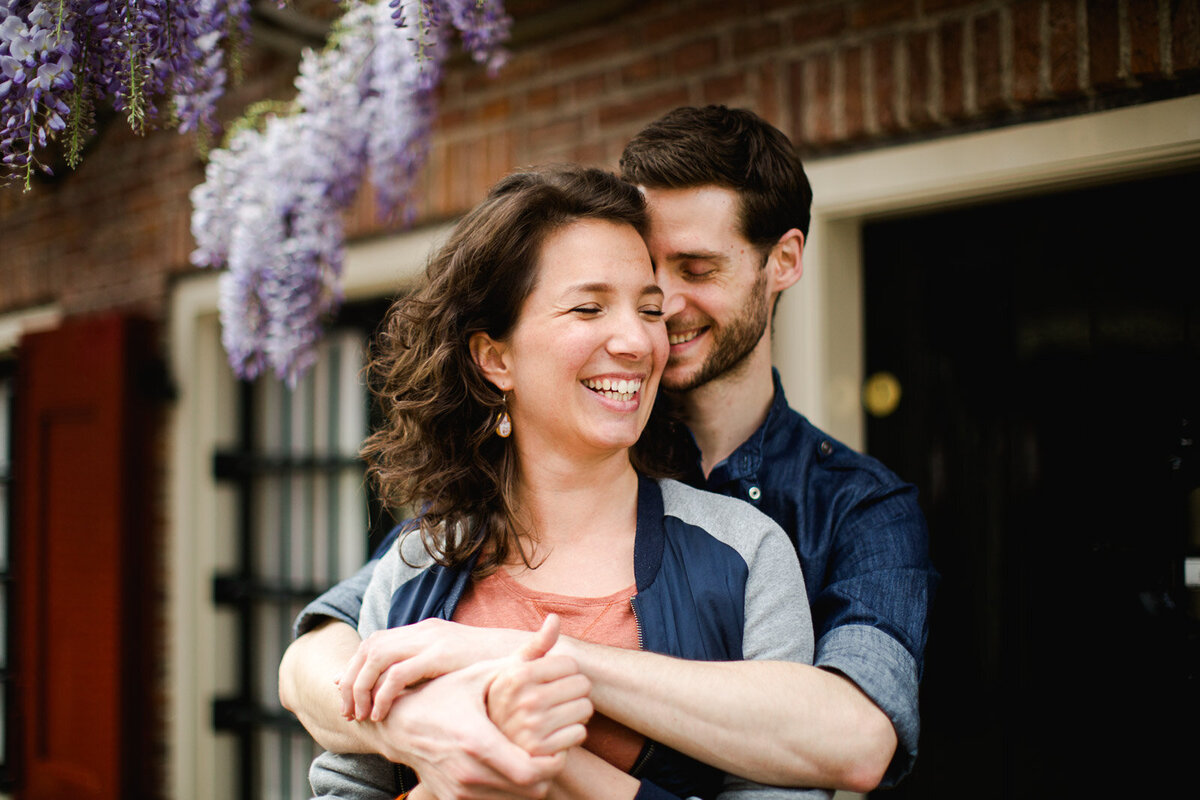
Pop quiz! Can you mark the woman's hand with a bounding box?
[486,615,593,757]
[339,618,530,722]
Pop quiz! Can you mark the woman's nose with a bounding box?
[608,311,657,359]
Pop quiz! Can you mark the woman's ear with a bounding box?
[469,332,513,391]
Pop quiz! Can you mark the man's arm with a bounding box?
[562,642,895,792]
[280,618,375,753]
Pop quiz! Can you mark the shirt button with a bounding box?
[819,440,833,457]
[748,486,762,501]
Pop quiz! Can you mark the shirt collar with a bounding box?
[687,368,789,486]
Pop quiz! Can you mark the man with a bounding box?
[280,105,936,798]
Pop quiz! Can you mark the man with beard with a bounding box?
[280,106,936,797]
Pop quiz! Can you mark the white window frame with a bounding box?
[166,223,452,799]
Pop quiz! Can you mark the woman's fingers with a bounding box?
[516,614,560,662]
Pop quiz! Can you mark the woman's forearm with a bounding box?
[547,748,639,800]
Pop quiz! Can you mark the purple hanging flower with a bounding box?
[193,0,510,385]
[1,0,247,186]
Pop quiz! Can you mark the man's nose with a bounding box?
[657,273,686,321]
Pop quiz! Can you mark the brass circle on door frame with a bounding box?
[862,371,902,418]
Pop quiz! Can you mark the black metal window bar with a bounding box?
[211,319,393,800]
[0,364,14,792]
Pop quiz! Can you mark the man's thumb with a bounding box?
[517,613,560,661]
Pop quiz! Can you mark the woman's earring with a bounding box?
[496,394,512,438]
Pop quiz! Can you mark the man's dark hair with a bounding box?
[619,105,813,249]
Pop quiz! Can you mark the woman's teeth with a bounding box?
[583,377,642,401]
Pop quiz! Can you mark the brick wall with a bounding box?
[2,0,1199,320]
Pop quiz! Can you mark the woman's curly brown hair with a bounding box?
[361,165,684,575]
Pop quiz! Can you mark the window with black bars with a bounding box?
[0,362,14,792]
[211,304,395,800]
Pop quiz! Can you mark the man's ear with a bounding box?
[469,331,513,391]
[768,228,804,293]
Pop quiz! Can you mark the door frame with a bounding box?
[775,93,1200,451]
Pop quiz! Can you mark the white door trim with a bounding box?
[777,94,1200,450]
[165,223,448,799]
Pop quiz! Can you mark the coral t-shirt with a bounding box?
[453,568,644,772]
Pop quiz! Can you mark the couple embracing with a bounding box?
[281,105,936,800]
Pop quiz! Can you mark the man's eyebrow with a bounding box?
[664,249,727,262]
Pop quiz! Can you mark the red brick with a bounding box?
[1172,0,1200,74]
[671,37,721,74]
[527,116,584,154]
[1128,0,1161,77]
[906,30,934,128]
[545,30,636,71]
[525,84,560,111]
[843,45,867,139]
[818,52,839,143]
[572,141,610,168]
[792,6,848,45]
[702,71,749,106]
[1012,0,1044,103]
[446,139,476,213]
[572,73,607,103]
[621,54,661,86]
[756,59,782,126]
[475,97,512,124]
[429,140,452,216]
[1049,0,1083,95]
[597,88,691,128]
[463,49,540,93]
[873,38,900,133]
[645,3,736,42]
[788,60,809,148]
[1087,0,1121,87]
[485,129,515,186]
[733,20,783,58]
[923,0,978,12]
[940,20,967,119]
[850,0,916,30]
[974,12,1006,112]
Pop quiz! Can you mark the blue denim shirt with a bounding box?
[674,370,936,786]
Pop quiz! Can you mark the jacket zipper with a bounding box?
[628,595,655,776]
[630,595,644,650]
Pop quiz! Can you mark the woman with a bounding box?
[309,166,815,800]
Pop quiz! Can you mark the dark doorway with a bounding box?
[863,170,1200,797]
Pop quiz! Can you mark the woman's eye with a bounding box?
[572,306,601,315]
[640,307,664,318]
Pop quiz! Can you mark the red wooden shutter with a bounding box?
[14,314,158,800]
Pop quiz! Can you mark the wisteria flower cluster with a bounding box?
[191,0,510,386]
[0,0,249,188]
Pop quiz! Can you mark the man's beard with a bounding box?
[664,267,770,393]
